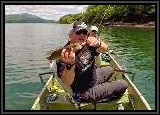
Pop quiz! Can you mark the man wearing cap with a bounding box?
[89,26,99,39]
[56,21,128,103]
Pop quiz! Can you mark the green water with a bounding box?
[5,23,155,110]
[100,26,155,109]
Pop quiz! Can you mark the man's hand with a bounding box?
[61,48,75,65]
[86,37,100,47]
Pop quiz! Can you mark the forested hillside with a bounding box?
[58,5,155,26]
[5,13,55,23]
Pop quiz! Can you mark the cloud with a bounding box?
[5,5,88,20]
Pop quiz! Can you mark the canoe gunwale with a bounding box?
[109,53,151,110]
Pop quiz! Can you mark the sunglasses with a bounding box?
[91,30,97,32]
[76,29,88,35]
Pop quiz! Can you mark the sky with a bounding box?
[5,5,89,21]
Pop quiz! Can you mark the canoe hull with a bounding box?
[31,53,151,110]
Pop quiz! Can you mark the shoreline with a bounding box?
[105,22,155,28]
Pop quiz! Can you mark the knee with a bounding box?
[108,66,114,73]
[119,79,128,90]
[103,66,114,75]
[105,66,115,78]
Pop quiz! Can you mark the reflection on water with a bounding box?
[5,23,155,110]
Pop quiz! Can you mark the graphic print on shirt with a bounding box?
[78,46,93,71]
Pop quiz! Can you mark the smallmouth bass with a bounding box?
[46,43,83,61]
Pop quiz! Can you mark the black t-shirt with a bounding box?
[56,42,99,93]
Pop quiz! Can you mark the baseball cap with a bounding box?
[90,26,98,32]
[71,21,88,32]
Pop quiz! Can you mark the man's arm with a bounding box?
[59,48,76,86]
[96,40,109,53]
[86,37,109,53]
[61,65,75,85]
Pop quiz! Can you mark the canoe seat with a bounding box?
[69,89,130,110]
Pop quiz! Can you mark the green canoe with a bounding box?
[31,52,151,110]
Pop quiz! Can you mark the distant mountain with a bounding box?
[5,13,55,23]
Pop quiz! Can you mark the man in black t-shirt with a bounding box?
[56,21,128,102]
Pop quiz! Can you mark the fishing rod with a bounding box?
[109,64,135,81]
[93,8,135,80]
[113,67,133,74]
[102,51,135,81]
[98,12,107,28]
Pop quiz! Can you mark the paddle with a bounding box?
[38,71,53,85]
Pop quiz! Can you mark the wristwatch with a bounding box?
[65,63,75,70]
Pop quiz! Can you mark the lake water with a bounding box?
[5,23,155,110]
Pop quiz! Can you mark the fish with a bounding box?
[46,43,83,61]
